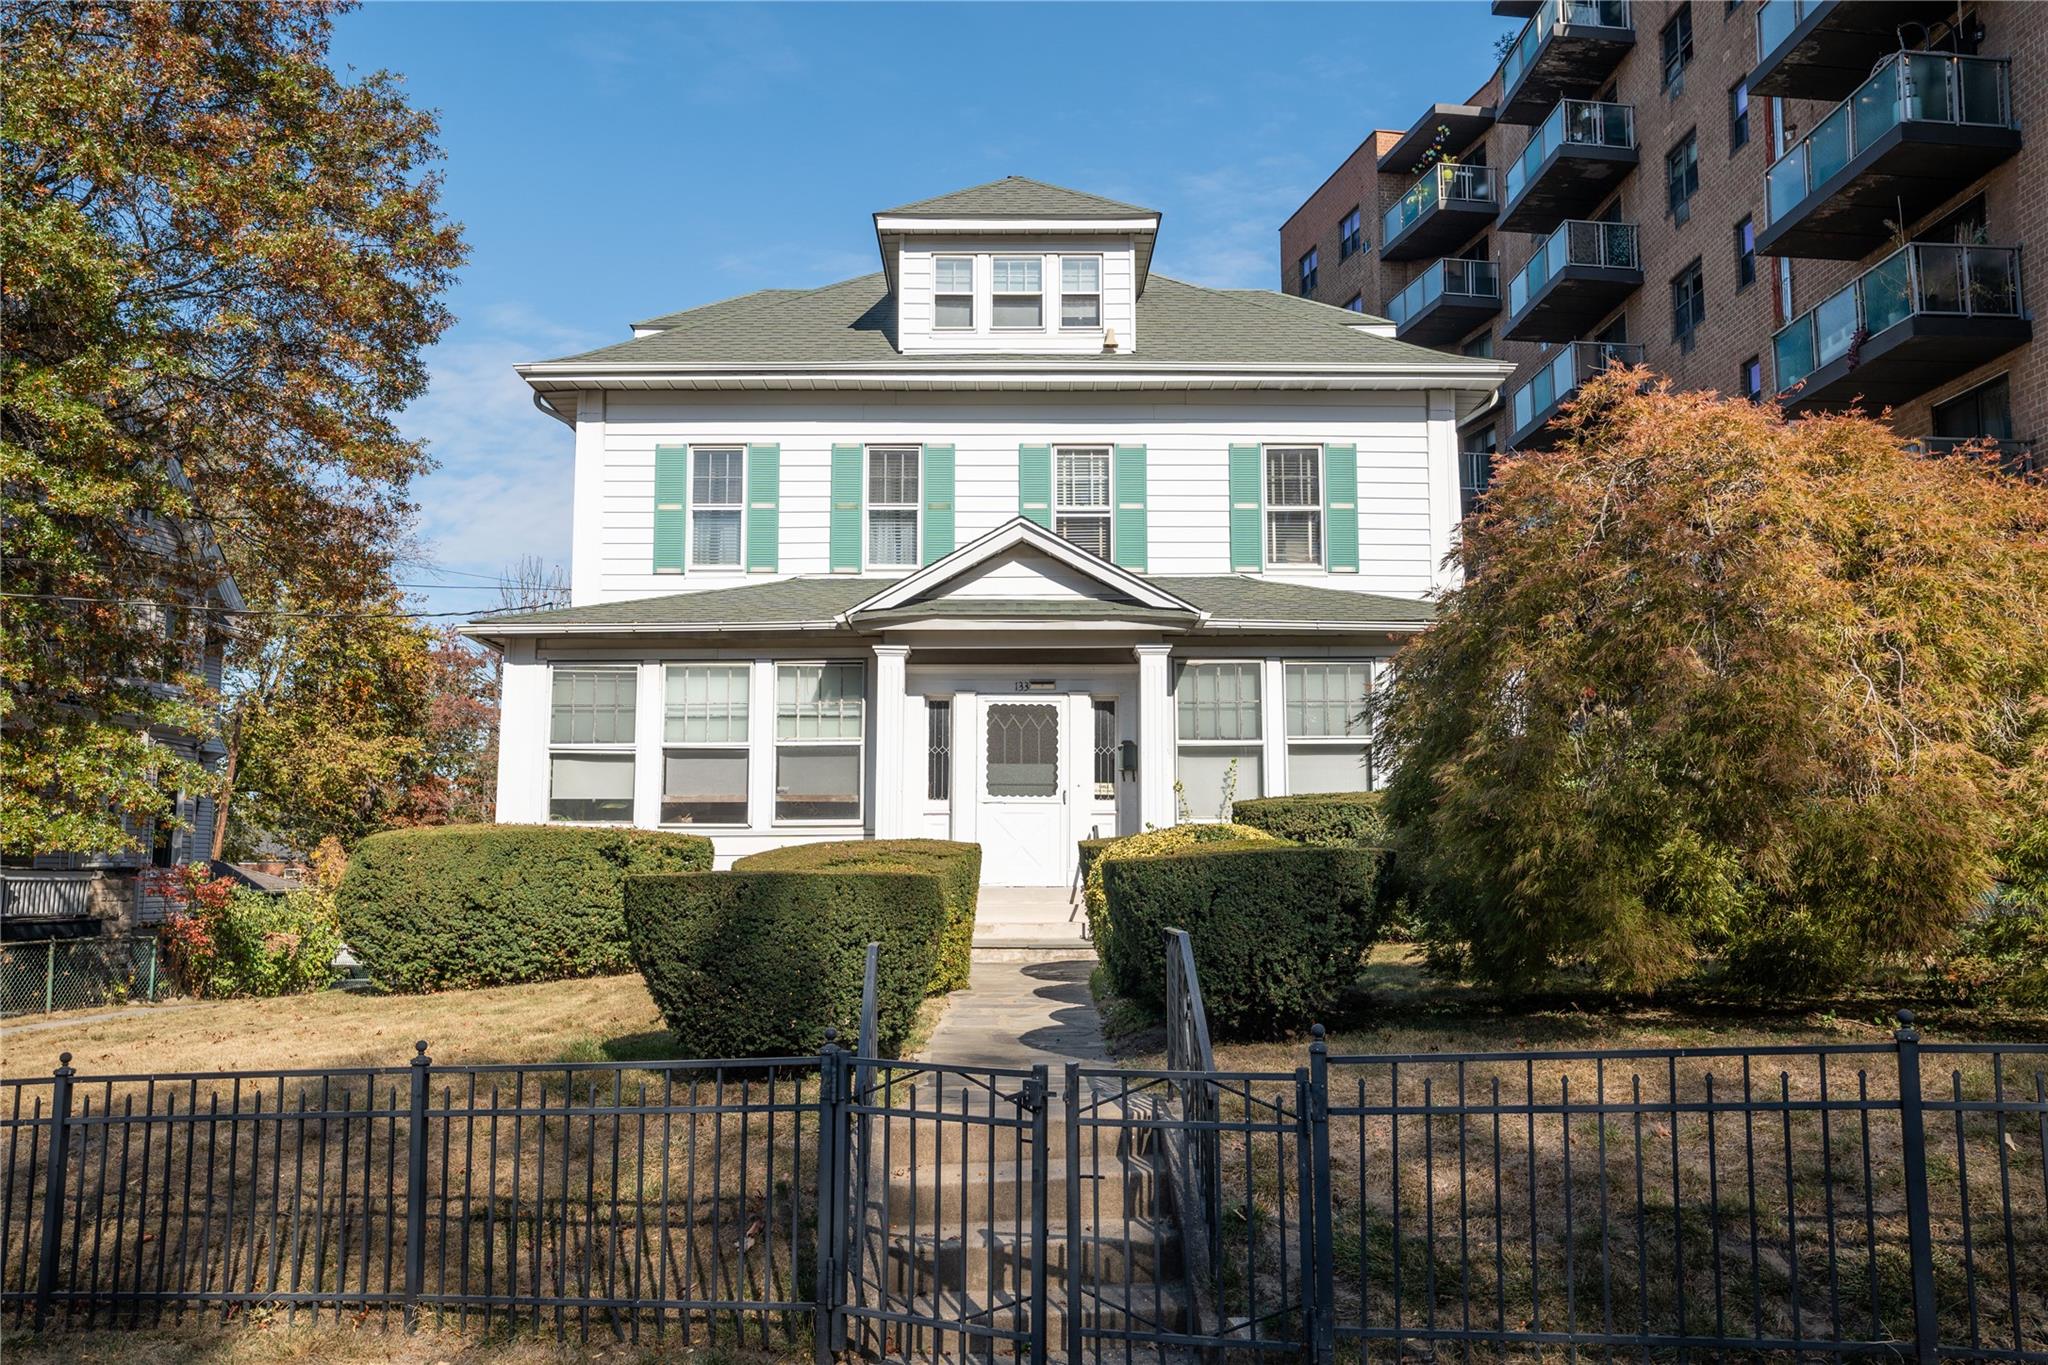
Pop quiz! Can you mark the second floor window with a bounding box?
[992,256,1042,328]
[1054,447,1112,559]
[1734,217,1757,289]
[1060,256,1101,328]
[868,446,919,567]
[1298,247,1319,296]
[1661,4,1693,90]
[934,256,974,329]
[1265,445,1322,567]
[1672,258,1707,350]
[1666,132,1699,222]
[691,446,743,568]
[1338,208,1362,260]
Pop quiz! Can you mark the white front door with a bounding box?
[976,696,1076,886]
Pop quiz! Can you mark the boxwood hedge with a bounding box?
[1231,792,1387,847]
[624,869,945,1058]
[1100,842,1384,1037]
[336,825,712,993]
[733,839,979,993]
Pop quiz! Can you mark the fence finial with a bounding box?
[1310,1023,1327,1050]
[412,1039,431,1065]
[55,1052,72,1073]
[1894,1008,1918,1040]
[824,1026,838,1046]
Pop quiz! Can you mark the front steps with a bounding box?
[971,886,1094,961]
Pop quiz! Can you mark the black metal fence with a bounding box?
[3,1015,2042,1361]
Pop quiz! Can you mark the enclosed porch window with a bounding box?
[1285,661,1375,793]
[1176,661,1263,819]
[662,664,749,825]
[775,662,864,822]
[549,666,636,822]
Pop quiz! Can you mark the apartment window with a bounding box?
[1776,257,1794,324]
[1286,662,1375,793]
[1054,447,1112,559]
[1264,446,1323,568]
[1176,662,1263,818]
[1734,217,1757,290]
[549,666,636,823]
[926,698,951,802]
[1461,331,1495,359]
[867,446,919,567]
[1661,4,1693,90]
[1298,247,1319,296]
[1672,258,1707,349]
[662,664,748,825]
[1933,375,2015,442]
[992,256,1043,328]
[775,662,863,822]
[1060,256,1101,328]
[1741,356,1764,403]
[1091,699,1117,798]
[1338,207,1363,260]
[934,256,974,329]
[690,446,744,568]
[1460,427,1497,517]
[1666,131,1699,223]
[1728,80,1750,152]
[1343,294,1365,313]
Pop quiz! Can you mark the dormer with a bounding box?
[875,177,1160,357]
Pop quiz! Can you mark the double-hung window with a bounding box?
[1672,258,1706,349]
[1661,4,1693,90]
[867,446,919,567]
[1298,247,1319,296]
[934,256,975,329]
[1728,79,1750,152]
[1054,446,1112,559]
[1338,207,1363,260]
[662,664,748,825]
[1285,662,1376,793]
[1741,356,1764,403]
[1264,446,1323,568]
[549,666,636,822]
[1176,662,1263,818]
[690,446,744,568]
[1734,217,1757,290]
[1666,131,1699,222]
[775,663,864,822]
[1060,256,1101,328]
[992,256,1043,328]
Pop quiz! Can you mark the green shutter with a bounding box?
[653,445,688,573]
[1018,444,1052,528]
[830,443,863,573]
[922,444,955,563]
[1113,444,1148,571]
[1323,443,1358,573]
[746,443,779,573]
[1228,444,1263,572]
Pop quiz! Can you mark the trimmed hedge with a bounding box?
[734,839,979,993]
[1232,792,1387,847]
[336,825,712,993]
[1076,837,1118,893]
[1101,843,1384,1037]
[625,870,945,1057]
[1083,823,1284,953]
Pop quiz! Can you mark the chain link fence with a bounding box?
[0,938,168,1017]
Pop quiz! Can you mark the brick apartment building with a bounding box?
[1279,0,2041,506]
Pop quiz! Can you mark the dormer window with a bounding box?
[992,257,1043,329]
[1060,257,1101,328]
[934,256,975,329]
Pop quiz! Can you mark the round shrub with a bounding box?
[1101,843,1385,1036]
[336,825,712,992]
[1082,823,1284,966]
[625,869,946,1058]
[1232,792,1387,847]
[734,840,980,993]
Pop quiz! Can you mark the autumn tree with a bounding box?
[2,1,465,857]
[1378,371,2048,994]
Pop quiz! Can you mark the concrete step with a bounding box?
[865,1217,1185,1296]
[969,944,1098,963]
[969,922,1089,941]
[877,1152,1171,1223]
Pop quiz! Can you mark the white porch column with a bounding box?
[870,644,911,837]
[632,662,663,829]
[949,690,977,844]
[1133,644,1176,830]
[496,639,549,823]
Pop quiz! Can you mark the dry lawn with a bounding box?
[1,1320,800,1363]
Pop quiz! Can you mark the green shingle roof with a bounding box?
[472,575,1433,632]
[880,176,1156,219]
[549,274,1443,370]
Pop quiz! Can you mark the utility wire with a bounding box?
[0,591,564,621]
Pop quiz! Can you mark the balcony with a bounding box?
[1387,259,1502,346]
[1492,0,1542,15]
[1500,100,1637,234]
[1509,341,1646,447]
[1750,0,1961,99]
[1503,220,1641,343]
[1758,51,2020,259]
[1382,164,1499,262]
[1498,0,1634,125]
[1772,243,2030,415]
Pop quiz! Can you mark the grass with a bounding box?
[1,1321,802,1363]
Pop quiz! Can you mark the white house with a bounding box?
[468,178,1511,886]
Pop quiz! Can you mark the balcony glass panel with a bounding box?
[1388,258,1500,327]
[1508,220,1638,316]
[1754,0,1811,61]
[1770,243,2026,388]
[1510,342,1645,438]
[1383,164,1497,242]
[1502,0,1632,95]
[1504,99,1635,205]
[1763,52,2013,220]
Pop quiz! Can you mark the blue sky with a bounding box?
[326,2,1510,613]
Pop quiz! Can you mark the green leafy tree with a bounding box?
[1379,370,2048,994]
[2,1,464,858]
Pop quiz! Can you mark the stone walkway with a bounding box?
[917,886,1109,1071]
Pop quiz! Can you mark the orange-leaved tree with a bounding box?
[1378,369,2048,994]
